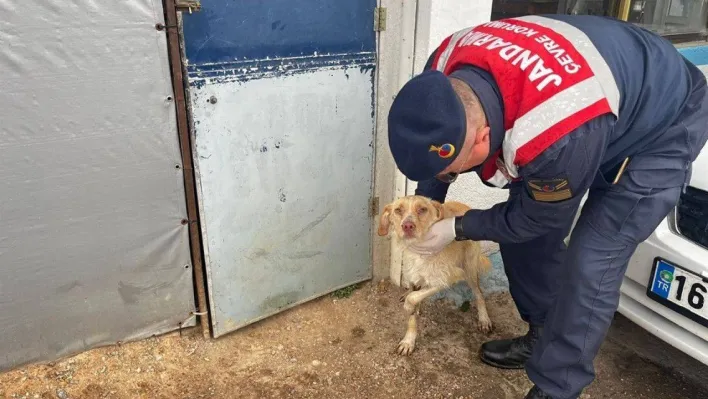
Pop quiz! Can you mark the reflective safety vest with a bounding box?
[431,16,620,187]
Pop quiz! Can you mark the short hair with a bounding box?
[450,77,487,129]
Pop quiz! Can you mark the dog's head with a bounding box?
[377,195,444,242]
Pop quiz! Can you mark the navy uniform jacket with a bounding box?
[415,14,707,244]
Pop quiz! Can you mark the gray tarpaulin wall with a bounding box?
[0,0,196,371]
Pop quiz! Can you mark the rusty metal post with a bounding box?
[162,0,211,339]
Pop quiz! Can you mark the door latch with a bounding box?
[175,0,201,13]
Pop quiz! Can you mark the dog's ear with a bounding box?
[377,204,393,236]
[431,201,445,221]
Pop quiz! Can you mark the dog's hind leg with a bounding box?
[397,286,445,355]
[466,267,493,333]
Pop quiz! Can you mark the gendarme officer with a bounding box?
[387,14,708,399]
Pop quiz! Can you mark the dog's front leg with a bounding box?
[397,286,445,355]
[402,286,442,314]
[398,284,421,303]
[398,314,418,355]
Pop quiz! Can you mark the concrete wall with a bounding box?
[408,0,506,256]
[415,0,510,302]
[374,0,420,283]
[378,0,511,297]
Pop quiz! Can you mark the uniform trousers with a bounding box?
[501,67,708,399]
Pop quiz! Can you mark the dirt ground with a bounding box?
[2,280,707,399]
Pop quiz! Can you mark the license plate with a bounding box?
[647,257,708,328]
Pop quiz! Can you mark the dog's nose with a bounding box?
[402,221,416,233]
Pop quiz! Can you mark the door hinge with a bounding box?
[374,7,387,32]
[175,0,201,13]
[369,196,380,218]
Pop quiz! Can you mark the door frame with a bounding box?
[162,0,211,338]
[373,0,422,287]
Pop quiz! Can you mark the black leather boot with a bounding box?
[524,385,553,398]
[479,324,542,369]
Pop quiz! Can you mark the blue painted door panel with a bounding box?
[182,0,376,64]
[182,0,377,337]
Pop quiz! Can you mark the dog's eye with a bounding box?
[417,207,427,215]
[394,208,403,215]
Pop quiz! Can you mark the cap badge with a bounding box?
[429,143,455,159]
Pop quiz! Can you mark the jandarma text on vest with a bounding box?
[453,27,584,91]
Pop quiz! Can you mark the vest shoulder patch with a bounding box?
[527,178,572,202]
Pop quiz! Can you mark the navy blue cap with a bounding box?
[387,70,467,181]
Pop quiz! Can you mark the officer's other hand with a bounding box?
[407,217,456,255]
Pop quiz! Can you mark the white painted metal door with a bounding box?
[181,1,377,337]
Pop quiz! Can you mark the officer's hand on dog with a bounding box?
[407,217,456,255]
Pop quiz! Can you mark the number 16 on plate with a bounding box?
[649,257,708,328]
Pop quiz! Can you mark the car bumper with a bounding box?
[619,209,708,366]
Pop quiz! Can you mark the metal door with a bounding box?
[181,1,377,337]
